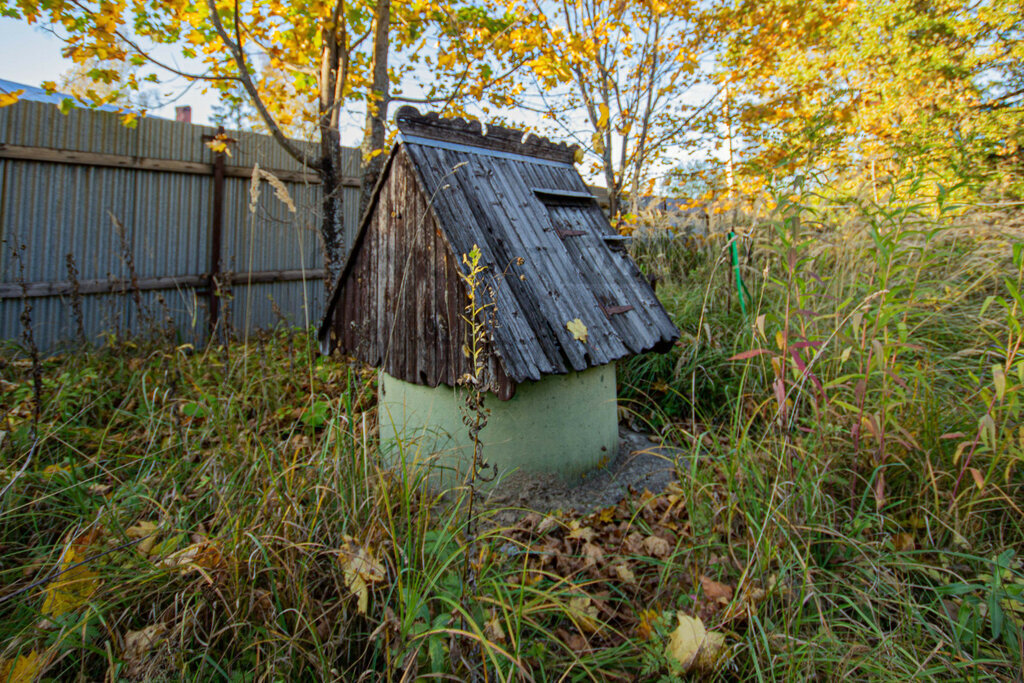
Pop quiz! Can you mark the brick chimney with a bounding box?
[175,106,192,124]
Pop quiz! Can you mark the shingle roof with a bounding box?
[319,107,679,389]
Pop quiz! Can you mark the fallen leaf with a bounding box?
[126,521,159,555]
[161,542,225,580]
[42,464,69,478]
[122,623,167,678]
[642,535,671,558]
[593,506,616,524]
[484,614,506,644]
[124,623,167,655]
[665,613,726,673]
[581,542,605,567]
[0,650,45,682]
[623,532,645,554]
[636,608,658,640]
[569,595,601,632]
[567,522,596,542]
[338,536,385,615]
[557,628,589,652]
[536,515,560,534]
[126,521,158,538]
[614,564,637,585]
[700,575,733,603]
[566,318,588,343]
[41,528,100,621]
[744,585,767,603]
[893,533,915,552]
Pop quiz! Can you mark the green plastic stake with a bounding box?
[729,230,747,317]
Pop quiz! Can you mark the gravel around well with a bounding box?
[484,427,686,520]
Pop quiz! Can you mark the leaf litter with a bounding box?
[484,429,761,673]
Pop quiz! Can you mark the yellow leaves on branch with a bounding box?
[0,89,24,108]
[437,51,458,70]
[205,132,234,157]
[338,536,385,615]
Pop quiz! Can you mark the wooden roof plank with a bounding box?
[319,109,680,394]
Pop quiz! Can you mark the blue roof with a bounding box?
[0,78,122,113]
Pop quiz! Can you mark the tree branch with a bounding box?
[205,0,316,169]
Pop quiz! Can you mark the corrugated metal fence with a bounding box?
[0,100,363,351]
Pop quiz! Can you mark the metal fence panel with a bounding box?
[0,101,362,351]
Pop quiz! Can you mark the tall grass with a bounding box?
[1,176,1023,680]
[623,176,1024,678]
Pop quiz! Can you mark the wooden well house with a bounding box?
[318,107,679,480]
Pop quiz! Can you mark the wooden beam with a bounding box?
[0,269,327,299]
[0,143,362,187]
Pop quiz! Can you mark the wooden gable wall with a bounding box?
[325,148,516,399]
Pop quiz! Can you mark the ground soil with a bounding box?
[484,426,685,521]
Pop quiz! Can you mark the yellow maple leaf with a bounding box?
[665,613,726,673]
[437,52,457,69]
[204,136,233,157]
[597,102,610,129]
[567,318,588,343]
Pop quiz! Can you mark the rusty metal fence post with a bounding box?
[202,126,234,339]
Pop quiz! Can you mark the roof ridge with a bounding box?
[394,106,580,165]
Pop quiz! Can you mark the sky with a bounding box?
[0,16,222,124]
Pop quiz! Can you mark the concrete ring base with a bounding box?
[377,363,618,487]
